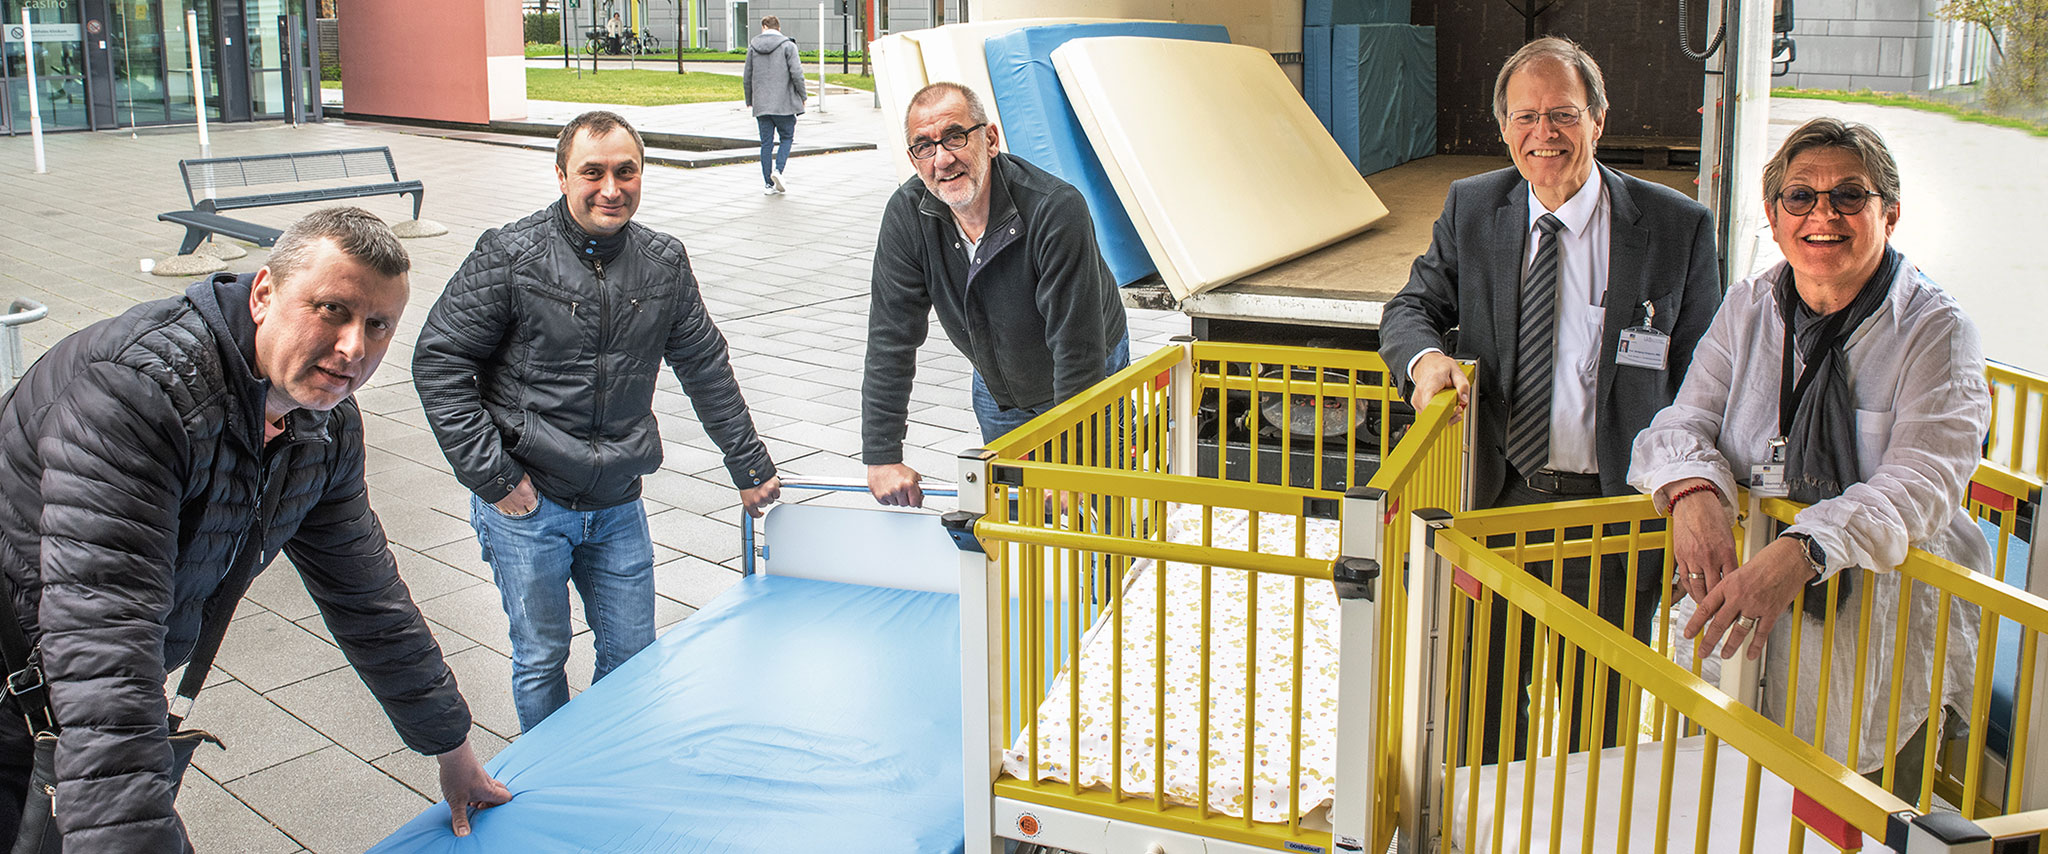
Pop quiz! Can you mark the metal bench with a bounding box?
[157,147,425,255]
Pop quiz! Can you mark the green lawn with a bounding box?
[526,67,744,105]
[1774,87,2048,137]
[323,66,868,104]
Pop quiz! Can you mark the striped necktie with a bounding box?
[1506,213,1566,478]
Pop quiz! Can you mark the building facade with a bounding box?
[1780,0,1998,92]
[3,0,322,134]
[546,0,961,54]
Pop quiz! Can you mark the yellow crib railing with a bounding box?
[1407,488,2048,853]
[957,340,1470,853]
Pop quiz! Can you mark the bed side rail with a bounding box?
[1747,467,2048,834]
[1408,502,1944,853]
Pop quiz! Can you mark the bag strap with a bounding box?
[0,577,55,735]
[171,460,291,731]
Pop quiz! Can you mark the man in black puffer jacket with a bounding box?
[0,207,507,850]
[414,111,781,733]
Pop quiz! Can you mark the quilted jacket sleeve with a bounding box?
[662,248,778,489]
[36,362,194,852]
[284,408,471,756]
[414,232,526,504]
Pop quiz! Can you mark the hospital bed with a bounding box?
[952,340,1474,854]
[369,481,972,853]
[957,345,2048,854]
[1398,475,2048,852]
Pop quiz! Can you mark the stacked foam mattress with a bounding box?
[1303,0,1437,176]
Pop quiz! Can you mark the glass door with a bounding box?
[243,0,279,116]
[5,0,92,133]
[726,0,745,52]
[159,0,218,123]
[110,0,167,124]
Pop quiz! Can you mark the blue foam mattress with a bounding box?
[1330,23,1436,176]
[982,22,1230,286]
[370,574,966,853]
[1981,518,2031,757]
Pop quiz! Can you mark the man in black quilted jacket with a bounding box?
[0,207,508,850]
[414,111,782,733]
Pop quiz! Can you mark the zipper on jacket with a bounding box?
[589,259,610,501]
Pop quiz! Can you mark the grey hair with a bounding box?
[1492,36,1609,125]
[1761,116,1902,212]
[266,206,409,286]
[556,110,646,173]
[904,82,989,138]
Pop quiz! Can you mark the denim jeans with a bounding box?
[758,114,796,185]
[470,493,656,732]
[971,334,1133,443]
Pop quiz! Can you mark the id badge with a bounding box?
[1616,325,1671,370]
[1751,436,1789,497]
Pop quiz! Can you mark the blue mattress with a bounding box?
[1982,518,2031,757]
[370,574,966,853]
[981,22,1230,286]
[1330,23,1437,176]
[1305,0,1411,26]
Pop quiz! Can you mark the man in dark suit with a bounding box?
[1378,37,1721,760]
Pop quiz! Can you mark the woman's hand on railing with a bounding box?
[1407,351,1470,423]
[1667,477,1737,604]
[1684,536,1813,661]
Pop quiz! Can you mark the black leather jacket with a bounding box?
[415,200,776,510]
[0,274,471,851]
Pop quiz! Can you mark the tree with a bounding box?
[1938,0,2048,108]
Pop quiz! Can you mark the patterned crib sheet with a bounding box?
[1001,503,1344,824]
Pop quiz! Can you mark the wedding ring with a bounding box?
[1686,572,1704,580]
[1735,615,1759,629]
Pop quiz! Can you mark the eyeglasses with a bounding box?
[1776,183,1881,216]
[1506,106,1588,128]
[907,123,987,161]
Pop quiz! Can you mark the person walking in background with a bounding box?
[744,15,806,195]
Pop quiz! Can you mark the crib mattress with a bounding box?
[1002,505,1344,824]
[370,574,966,853]
[1447,734,1889,854]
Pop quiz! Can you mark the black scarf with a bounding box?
[553,197,629,266]
[1778,245,1900,618]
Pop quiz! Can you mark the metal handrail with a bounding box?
[0,298,49,393]
[739,476,959,576]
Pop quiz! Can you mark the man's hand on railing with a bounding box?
[1685,536,1814,661]
[1666,477,1738,605]
[867,462,925,508]
[1407,351,1470,422]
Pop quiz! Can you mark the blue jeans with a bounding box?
[757,114,795,185]
[470,493,656,732]
[972,335,1133,443]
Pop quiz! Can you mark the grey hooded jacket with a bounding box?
[744,30,806,117]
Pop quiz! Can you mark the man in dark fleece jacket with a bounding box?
[0,207,506,850]
[864,82,1131,507]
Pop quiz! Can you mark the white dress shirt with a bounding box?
[1628,255,1990,771]
[1527,179,1610,474]
[1405,177,1611,474]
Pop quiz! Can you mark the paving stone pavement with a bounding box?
[0,99,1187,852]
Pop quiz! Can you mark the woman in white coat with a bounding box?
[1628,117,1990,789]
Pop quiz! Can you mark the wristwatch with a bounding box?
[1781,531,1827,578]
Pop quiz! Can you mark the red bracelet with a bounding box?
[1666,482,1721,514]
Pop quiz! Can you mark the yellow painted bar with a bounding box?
[992,778,1332,852]
[1430,527,1919,837]
[987,344,1183,458]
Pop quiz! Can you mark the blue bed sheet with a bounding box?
[371,574,965,853]
[982,22,1230,287]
